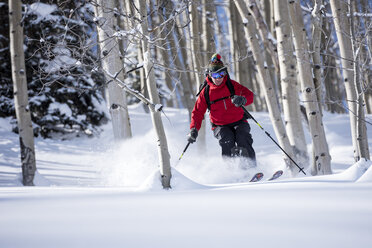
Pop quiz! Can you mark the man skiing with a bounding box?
[187,53,256,167]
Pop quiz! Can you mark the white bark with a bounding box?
[190,2,202,92]
[231,3,250,87]
[274,0,308,163]
[348,0,370,160]
[137,0,171,189]
[94,0,132,141]
[201,0,216,62]
[288,0,331,175]
[191,1,206,151]
[9,0,36,186]
[311,0,324,114]
[173,12,195,114]
[227,2,238,77]
[329,0,363,161]
[235,0,298,175]
[247,0,279,72]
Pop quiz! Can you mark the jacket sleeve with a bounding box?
[232,80,254,106]
[190,88,208,131]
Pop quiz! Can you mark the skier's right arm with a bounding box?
[188,89,208,143]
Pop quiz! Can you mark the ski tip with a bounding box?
[268,170,284,181]
[249,172,264,182]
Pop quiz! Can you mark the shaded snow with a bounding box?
[28,3,59,23]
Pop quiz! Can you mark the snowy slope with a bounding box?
[0,105,372,248]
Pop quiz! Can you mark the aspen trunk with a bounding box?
[9,0,36,186]
[348,0,370,160]
[227,2,238,77]
[201,0,216,62]
[329,0,366,161]
[247,0,279,72]
[288,0,331,175]
[192,0,208,151]
[174,18,195,115]
[274,0,308,163]
[138,0,171,189]
[190,1,202,91]
[235,8,250,87]
[311,0,324,114]
[153,1,174,107]
[94,0,132,140]
[235,0,298,175]
[248,1,279,106]
[179,8,199,112]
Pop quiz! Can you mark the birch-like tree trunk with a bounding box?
[247,0,279,72]
[246,0,277,111]
[311,0,324,114]
[358,0,372,114]
[274,0,308,163]
[228,3,260,111]
[329,0,366,161]
[9,0,36,186]
[260,0,280,105]
[174,14,195,114]
[348,0,370,160]
[288,0,331,175]
[201,0,216,62]
[94,0,132,140]
[190,1,202,91]
[321,20,346,114]
[233,5,250,87]
[179,7,198,103]
[153,1,174,107]
[190,1,206,151]
[324,55,345,114]
[137,0,171,189]
[227,2,238,77]
[235,0,298,175]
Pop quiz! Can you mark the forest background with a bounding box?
[1,0,371,188]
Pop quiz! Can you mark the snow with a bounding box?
[0,105,372,248]
[41,44,78,73]
[28,3,59,24]
[48,102,72,116]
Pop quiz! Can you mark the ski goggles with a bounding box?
[211,71,226,79]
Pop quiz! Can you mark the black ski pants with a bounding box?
[212,120,256,162]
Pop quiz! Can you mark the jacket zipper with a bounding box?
[223,99,227,110]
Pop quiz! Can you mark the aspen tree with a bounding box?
[9,0,36,186]
[329,0,369,161]
[137,0,171,188]
[288,0,331,175]
[94,0,132,140]
[348,0,370,160]
[311,0,324,113]
[235,0,298,175]
[274,0,308,163]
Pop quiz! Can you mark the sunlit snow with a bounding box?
[0,105,371,248]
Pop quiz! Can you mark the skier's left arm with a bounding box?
[232,80,254,106]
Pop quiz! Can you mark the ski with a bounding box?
[249,172,264,182]
[268,170,283,181]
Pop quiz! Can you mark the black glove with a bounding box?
[187,128,198,143]
[231,95,247,107]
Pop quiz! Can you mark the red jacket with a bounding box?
[190,76,254,130]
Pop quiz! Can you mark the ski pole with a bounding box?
[179,141,191,161]
[242,107,306,175]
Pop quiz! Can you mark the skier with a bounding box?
[187,53,256,167]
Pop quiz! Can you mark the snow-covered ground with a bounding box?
[1,104,372,248]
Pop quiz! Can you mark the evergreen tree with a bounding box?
[0,0,107,138]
